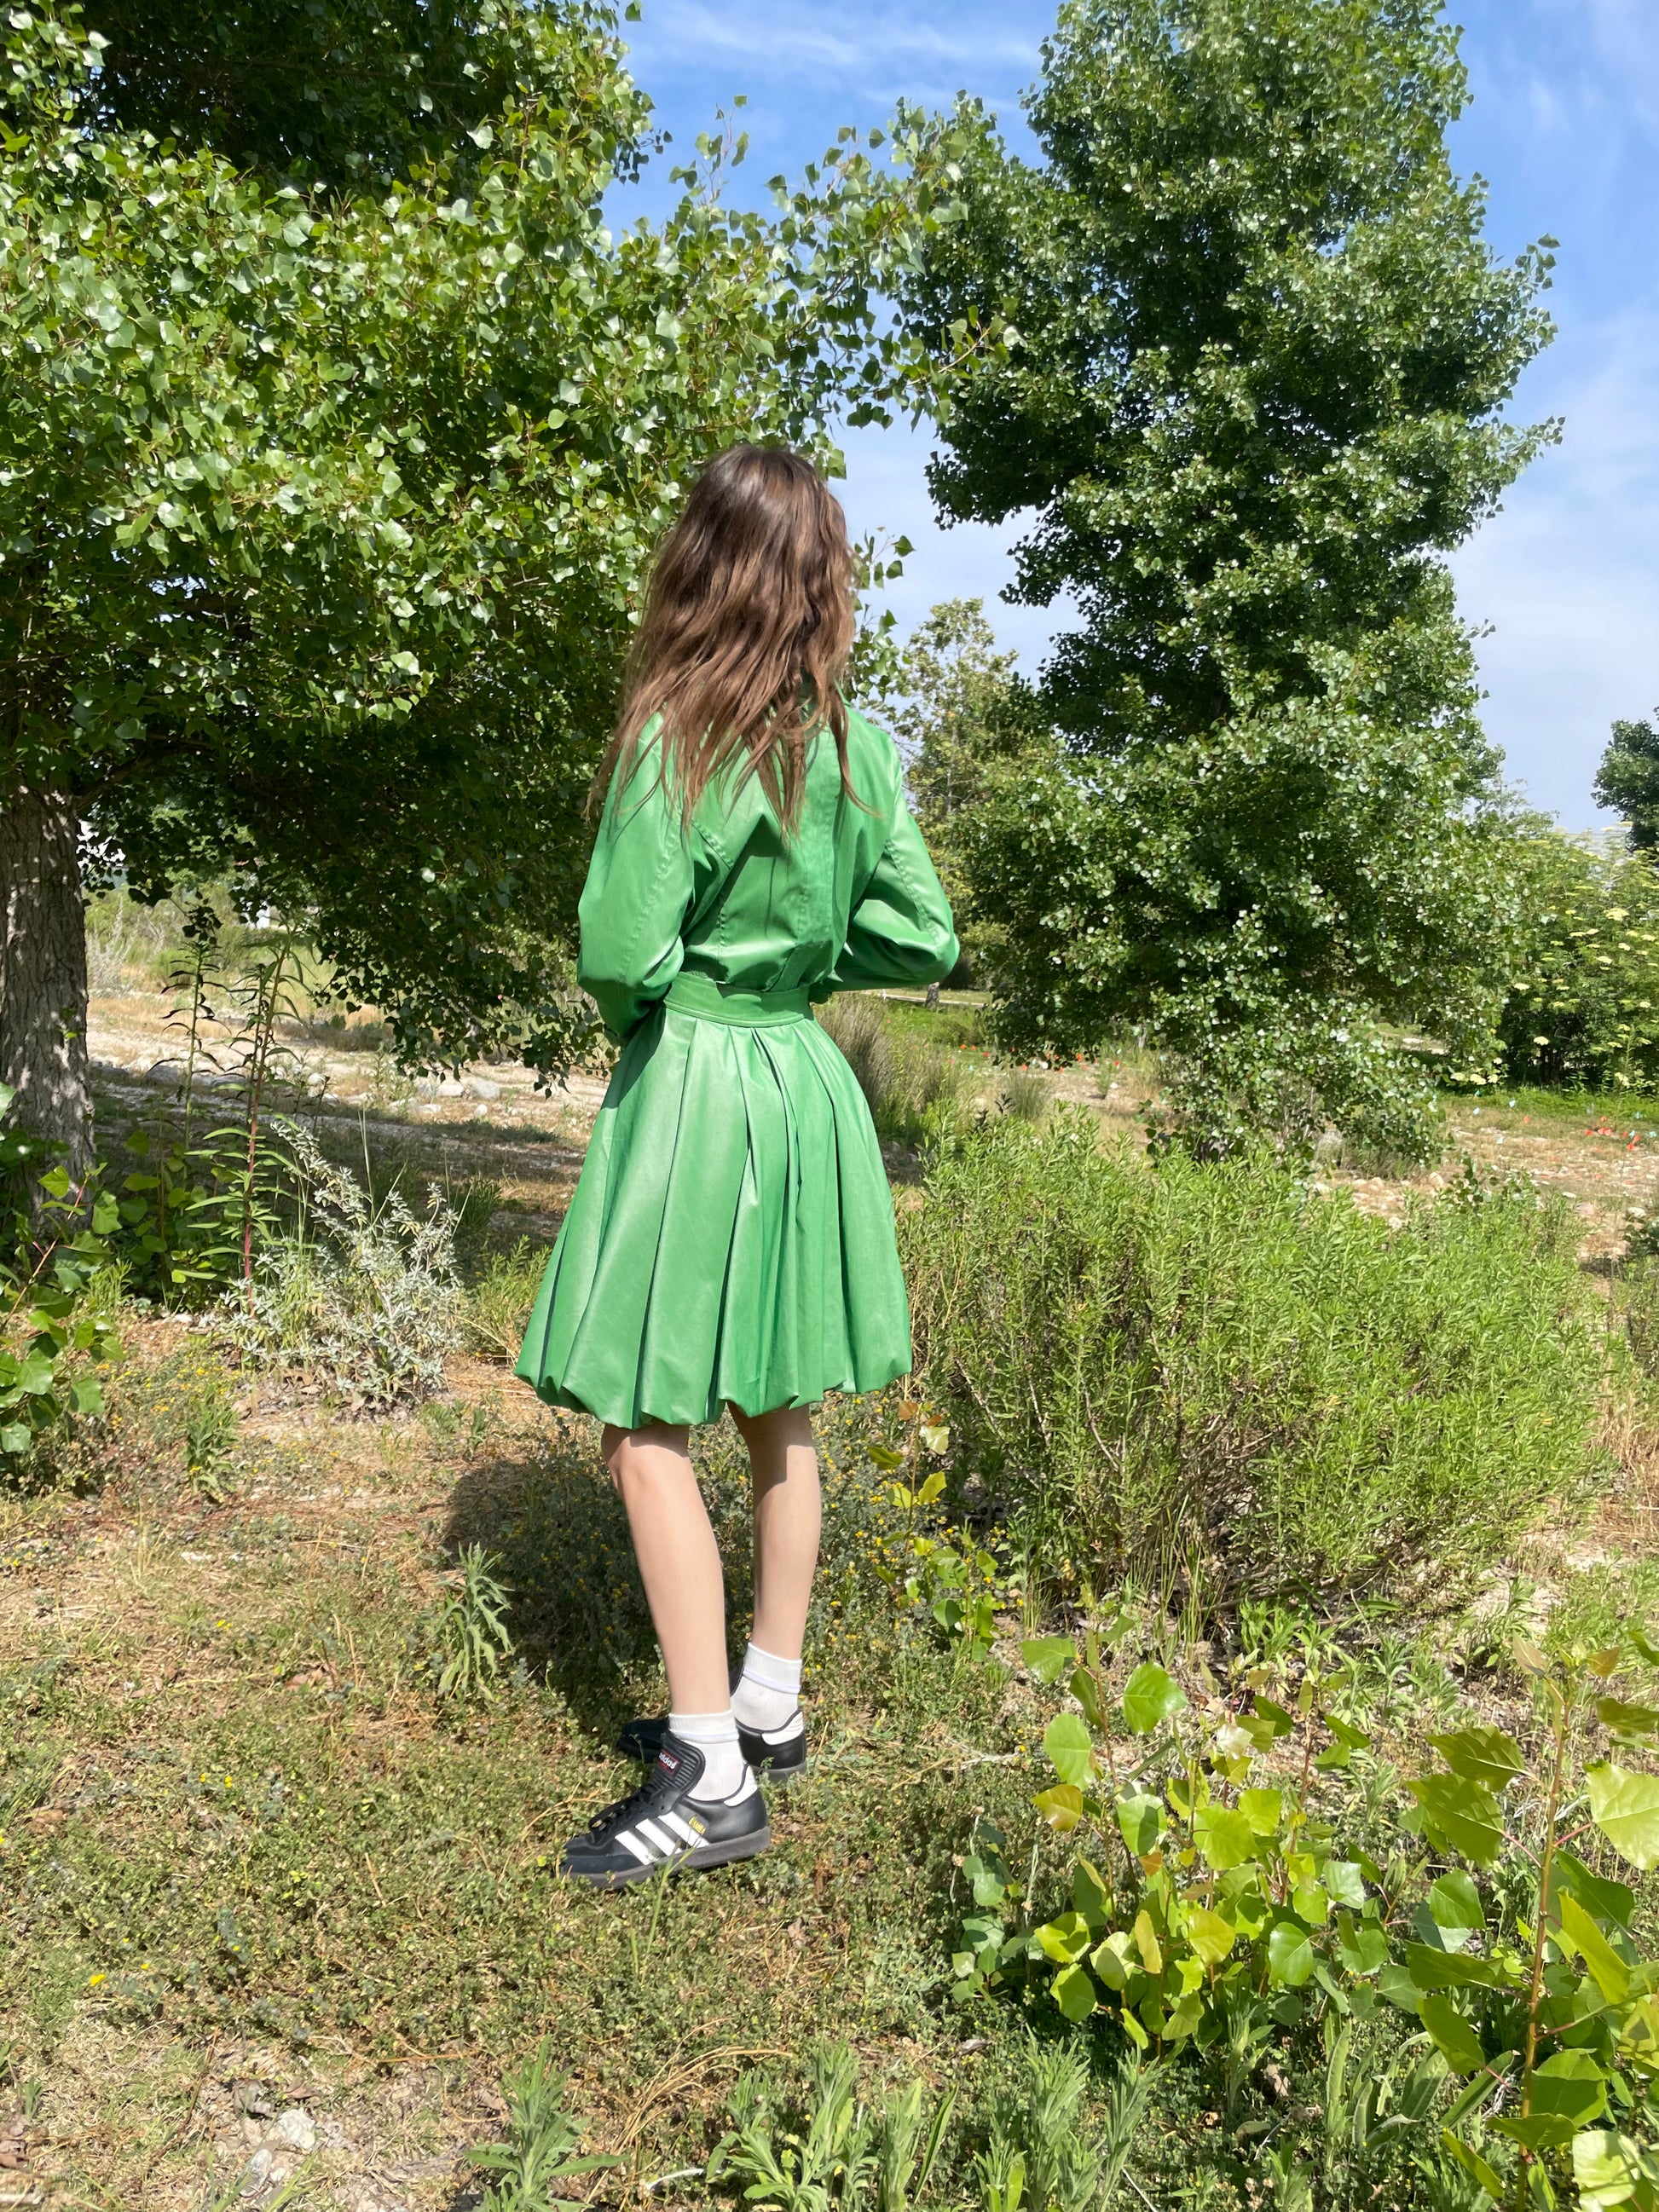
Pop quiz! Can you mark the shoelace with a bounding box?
[581,1770,676,1843]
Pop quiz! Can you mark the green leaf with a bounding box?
[1441,2130,1504,2202]
[1020,1636,1075,1684]
[1070,1666,1107,1731]
[1033,1784,1084,1834]
[1428,1869,1486,1935]
[1419,1992,1485,2076]
[1335,1911,1387,1976]
[1325,1860,1366,1909]
[1552,1849,1635,1932]
[1406,1943,1503,1992]
[1238,1787,1282,1836]
[1491,2050,1606,2151]
[1251,1695,1297,1739]
[1266,1920,1315,1988]
[0,1423,32,1456]
[1587,1764,1659,1870]
[1573,2128,1659,2212]
[1597,1697,1659,1739]
[1194,1805,1254,1871]
[1072,1858,1112,1927]
[66,1375,105,1417]
[1122,1660,1186,1734]
[1557,1891,1631,2007]
[1051,1962,1096,2023]
[1407,1772,1506,1866]
[1184,1905,1237,1966]
[1035,1914,1092,1965]
[1043,1712,1095,1787]
[1116,1793,1164,1856]
[1430,1727,1525,1789]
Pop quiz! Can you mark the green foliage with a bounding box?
[1595,717,1659,855]
[867,1447,1004,1662]
[975,2039,1144,2212]
[430,1544,516,1704]
[464,1238,549,1362]
[904,1114,1602,1598]
[816,995,969,1147]
[898,0,1555,1158]
[1393,1637,1659,2206]
[956,1623,1390,2067]
[470,2042,617,2212]
[711,2047,956,2212]
[0,1091,117,1464]
[3,1,967,1111]
[872,600,1049,977]
[1500,833,1659,1091]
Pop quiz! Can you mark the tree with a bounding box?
[1499,828,1659,1092]
[1595,714,1659,852]
[897,0,1556,1157]
[876,599,1047,974]
[0,3,942,1172]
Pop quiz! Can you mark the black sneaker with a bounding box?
[561,1735,771,1891]
[617,1707,808,1783]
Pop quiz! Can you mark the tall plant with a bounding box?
[899,0,1555,1158]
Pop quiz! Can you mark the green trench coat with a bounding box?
[515,708,958,1429]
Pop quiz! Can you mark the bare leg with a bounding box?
[602,1422,729,1714]
[731,1405,821,1660]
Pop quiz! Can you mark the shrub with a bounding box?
[207,1119,461,1406]
[903,1113,1603,1601]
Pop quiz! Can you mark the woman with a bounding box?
[516,444,957,1889]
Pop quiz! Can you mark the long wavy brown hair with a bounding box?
[592,444,860,832]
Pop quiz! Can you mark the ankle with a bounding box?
[668,1711,754,1802]
[731,1642,804,1737]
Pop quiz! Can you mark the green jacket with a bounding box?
[578,707,959,1042]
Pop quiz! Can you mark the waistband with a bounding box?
[663,973,814,1026]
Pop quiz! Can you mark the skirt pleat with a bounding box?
[515,1005,910,1428]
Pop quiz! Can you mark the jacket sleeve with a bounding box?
[577,742,694,1043]
[828,795,960,994]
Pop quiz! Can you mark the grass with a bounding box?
[18,971,1659,2207]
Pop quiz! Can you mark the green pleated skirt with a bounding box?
[514,973,912,1429]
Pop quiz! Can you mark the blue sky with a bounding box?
[615,0,1659,828]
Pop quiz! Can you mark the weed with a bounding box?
[471,2043,618,2212]
[465,1239,548,1362]
[999,1071,1048,1124]
[209,1118,461,1406]
[430,1544,515,1702]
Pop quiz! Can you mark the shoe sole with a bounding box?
[564,1822,772,1891]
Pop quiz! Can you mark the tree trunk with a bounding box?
[0,779,93,1180]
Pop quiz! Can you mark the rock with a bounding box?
[465,1077,502,1100]
[234,2082,274,2119]
[275,2106,316,2152]
[437,1077,465,1098]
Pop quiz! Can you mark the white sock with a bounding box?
[731,1643,803,1741]
[667,1710,754,1803]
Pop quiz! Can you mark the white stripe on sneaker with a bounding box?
[636,1818,679,1857]
[662,1811,699,1845]
[616,1828,654,1865]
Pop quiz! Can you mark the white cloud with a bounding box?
[625,0,1043,113]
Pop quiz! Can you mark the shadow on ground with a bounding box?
[441,1427,759,1741]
